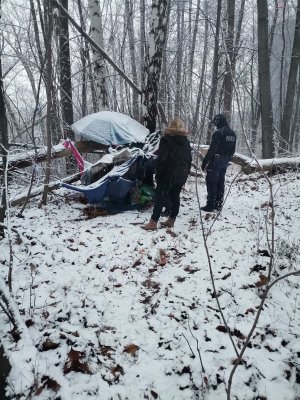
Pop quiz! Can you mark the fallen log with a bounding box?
[196,146,300,175]
[9,173,81,207]
[1,141,107,171]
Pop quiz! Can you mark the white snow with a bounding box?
[1,165,300,400]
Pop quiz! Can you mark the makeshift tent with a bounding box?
[71,111,149,146]
[62,113,161,209]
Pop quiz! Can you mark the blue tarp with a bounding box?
[62,155,142,205]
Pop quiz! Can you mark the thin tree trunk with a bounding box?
[0,44,8,236]
[290,61,300,150]
[191,0,208,138]
[175,1,184,116]
[58,0,74,135]
[206,0,222,144]
[257,0,275,158]
[279,2,287,120]
[77,0,88,117]
[223,0,235,119]
[125,0,139,120]
[41,0,54,204]
[139,0,146,91]
[280,0,300,153]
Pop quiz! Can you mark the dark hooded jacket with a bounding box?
[202,123,236,170]
[155,131,192,185]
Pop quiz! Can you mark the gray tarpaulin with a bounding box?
[71,111,149,146]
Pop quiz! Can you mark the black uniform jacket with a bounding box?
[203,125,236,169]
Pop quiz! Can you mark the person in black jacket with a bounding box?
[142,118,192,230]
[201,114,236,212]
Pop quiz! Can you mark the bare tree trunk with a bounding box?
[257,0,275,158]
[290,61,300,150]
[175,1,184,116]
[191,0,208,138]
[125,0,139,120]
[206,0,222,144]
[280,0,300,154]
[58,0,74,135]
[0,39,8,236]
[88,0,109,111]
[223,0,235,119]
[77,0,88,117]
[41,0,54,204]
[142,0,168,133]
[139,0,146,91]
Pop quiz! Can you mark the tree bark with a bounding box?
[125,0,139,120]
[0,30,8,236]
[88,0,109,111]
[280,0,300,154]
[223,0,235,119]
[206,0,222,144]
[142,0,169,133]
[257,0,275,158]
[41,0,54,204]
[58,0,74,134]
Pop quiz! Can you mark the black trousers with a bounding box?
[151,182,184,221]
[206,155,229,208]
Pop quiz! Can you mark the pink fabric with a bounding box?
[63,140,84,175]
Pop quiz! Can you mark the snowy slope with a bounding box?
[1,166,300,400]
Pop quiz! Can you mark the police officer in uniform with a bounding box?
[201,114,236,212]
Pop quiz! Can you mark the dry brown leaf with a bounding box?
[41,340,60,351]
[255,274,269,287]
[123,343,140,356]
[63,348,91,374]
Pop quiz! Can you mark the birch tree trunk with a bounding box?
[88,0,109,111]
[142,0,168,133]
[77,0,88,117]
[257,0,275,158]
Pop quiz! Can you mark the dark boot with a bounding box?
[141,219,158,231]
[200,205,215,212]
[161,217,176,228]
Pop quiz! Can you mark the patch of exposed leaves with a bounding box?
[35,375,61,395]
[63,348,91,374]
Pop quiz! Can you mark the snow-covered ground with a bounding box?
[1,166,300,400]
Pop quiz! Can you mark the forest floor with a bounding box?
[1,165,300,400]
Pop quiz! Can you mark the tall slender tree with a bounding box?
[58,0,74,136]
[280,0,300,153]
[257,0,275,158]
[88,0,109,111]
[142,0,168,132]
[0,0,8,235]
